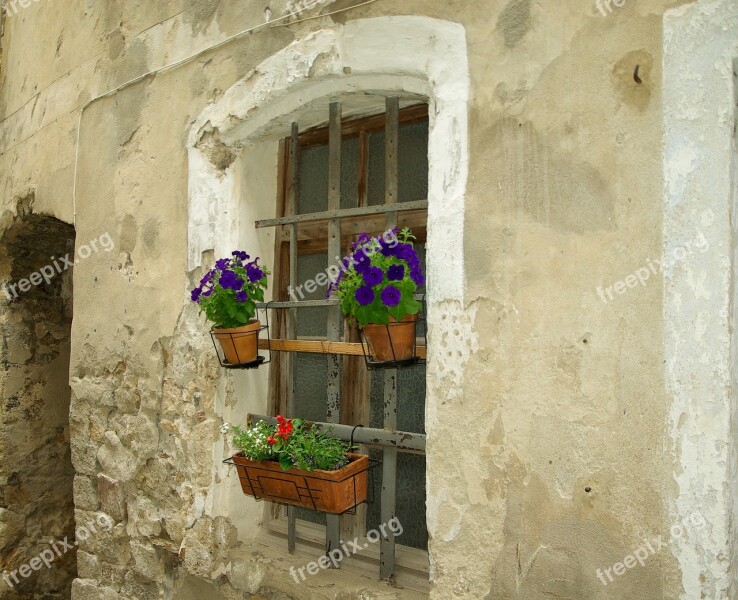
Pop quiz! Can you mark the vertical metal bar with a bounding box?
[358,129,369,208]
[385,96,399,217]
[287,122,299,414]
[380,96,400,582]
[287,122,299,554]
[380,371,398,580]
[326,102,343,558]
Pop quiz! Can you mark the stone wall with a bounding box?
[0,205,75,599]
[0,0,735,599]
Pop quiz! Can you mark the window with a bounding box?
[261,99,429,584]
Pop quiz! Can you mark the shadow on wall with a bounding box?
[0,206,76,600]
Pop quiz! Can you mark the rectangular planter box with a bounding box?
[230,452,369,514]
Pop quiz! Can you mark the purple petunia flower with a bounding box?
[351,233,371,251]
[191,287,202,302]
[380,285,401,307]
[215,258,230,270]
[410,267,425,286]
[200,270,214,286]
[363,266,383,286]
[232,250,250,261]
[387,265,405,281]
[202,288,213,297]
[394,244,414,261]
[247,265,264,283]
[235,290,248,302]
[353,249,371,267]
[219,270,243,290]
[355,286,375,306]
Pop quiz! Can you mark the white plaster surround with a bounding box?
[187,15,469,305]
[186,14,470,554]
[663,0,738,597]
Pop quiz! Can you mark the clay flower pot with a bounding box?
[231,452,369,514]
[213,320,261,365]
[362,314,418,362]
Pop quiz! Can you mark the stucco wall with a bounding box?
[663,1,738,597]
[0,0,733,599]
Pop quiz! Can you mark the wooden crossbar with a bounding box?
[258,338,427,359]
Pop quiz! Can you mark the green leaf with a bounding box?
[279,455,294,471]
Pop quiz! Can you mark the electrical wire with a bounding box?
[268,0,381,27]
[9,0,383,225]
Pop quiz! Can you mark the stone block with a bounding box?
[97,474,125,521]
[74,475,100,511]
[71,578,120,600]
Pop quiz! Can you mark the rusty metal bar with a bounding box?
[380,96,400,582]
[248,415,426,452]
[325,101,343,559]
[254,199,428,228]
[256,293,425,310]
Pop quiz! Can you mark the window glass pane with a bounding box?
[340,136,359,210]
[367,121,429,206]
[293,253,331,468]
[293,252,329,525]
[298,137,359,213]
[296,254,328,337]
[369,365,426,435]
[298,145,328,213]
[366,451,427,551]
[292,352,329,526]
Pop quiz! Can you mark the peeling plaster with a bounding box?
[663,0,738,597]
[187,16,470,306]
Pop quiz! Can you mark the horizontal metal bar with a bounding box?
[248,414,426,452]
[257,299,339,309]
[255,199,428,228]
[256,294,424,310]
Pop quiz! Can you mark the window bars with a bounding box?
[252,97,428,581]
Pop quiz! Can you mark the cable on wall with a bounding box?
[56,0,383,225]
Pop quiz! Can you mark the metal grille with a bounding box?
[255,98,428,580]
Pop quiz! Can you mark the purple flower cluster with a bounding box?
[327,229,424,309]
[380,239,425,287]
[191,251,265,303]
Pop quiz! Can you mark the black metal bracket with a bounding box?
[210,303,272,369]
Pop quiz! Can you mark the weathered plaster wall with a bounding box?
[664,0,738,597]
[434,1,697,598]
[0,0,732,599]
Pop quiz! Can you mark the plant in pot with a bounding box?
[329,227,424,364]
[223,417,369,514]
[191,251,269,366]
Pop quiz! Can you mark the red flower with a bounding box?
[277,418,293,440]
[267,436,276,445]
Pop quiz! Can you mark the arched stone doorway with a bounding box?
[0,206,76,599]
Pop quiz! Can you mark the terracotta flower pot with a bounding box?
[213,320,261,365]
[231,453,368,514]
[362,314,418,362]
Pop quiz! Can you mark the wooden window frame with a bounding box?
[260,101,430,586]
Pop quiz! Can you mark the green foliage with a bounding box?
[231,420,276,461]
[191,253,269,329]
[229,418,354,472]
